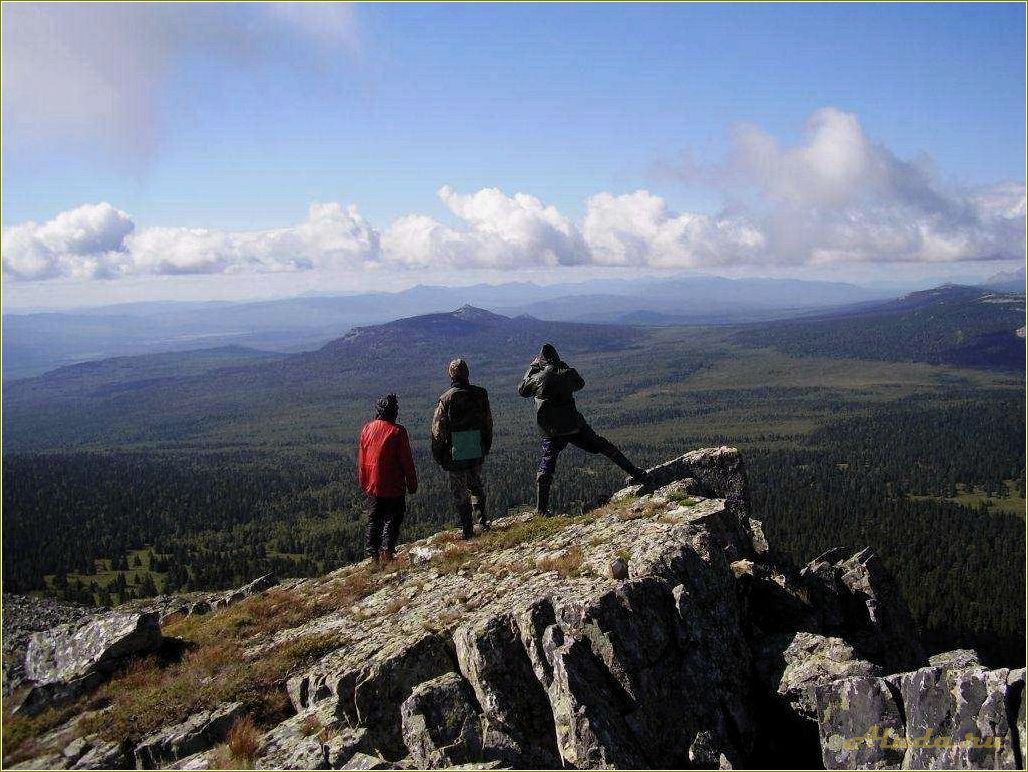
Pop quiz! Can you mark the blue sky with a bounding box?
[1,2,1025,305]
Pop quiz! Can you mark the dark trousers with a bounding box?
[448,463,487,537]
[364,495,405,558]
[537,424,628,480]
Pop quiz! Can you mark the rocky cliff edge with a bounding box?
[3,447,1024,770]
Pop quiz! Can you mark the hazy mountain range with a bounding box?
[1,274,907,380]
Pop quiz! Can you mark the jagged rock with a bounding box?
[221,573,278,606]
[18,611,162,715]
[340,751,391,770]
[188,600,212,616]
[546,630,649,768]
[735,559,817,635]
[801,547,924,672]
[609,557,628,580]
[400,672,483,768]
[756,631,881,719]
[2,593,97,698]
[134,701,245,769]
[254,702,357,770]
[289,631,455,759]
[1014,668,1026,769]
[642,445,755,555]
[814,676,905,769]
[899,663,1020,769]
[454,614,561,767]
[928,648,981,670]
[166,750,218,770]
[9,447,994,772]
[323,727,370,769]
[409,545,441,566]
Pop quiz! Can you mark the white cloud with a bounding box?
[582,190,765,267]
[3,202,379,280]
[382,187,590,268]
[1,203,134,280]
[3,108,1023,281]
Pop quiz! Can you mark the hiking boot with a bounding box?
[536,474,553,518]
[625,467,651,486]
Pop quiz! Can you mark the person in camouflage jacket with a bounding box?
[431,358,493,539]
[518,343,649,517]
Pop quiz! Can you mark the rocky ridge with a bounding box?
[3,447,1024,770]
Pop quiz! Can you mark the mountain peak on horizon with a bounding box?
[451,304,508,322]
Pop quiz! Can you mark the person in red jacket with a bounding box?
[357,394,418,563]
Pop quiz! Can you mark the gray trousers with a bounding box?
[448,463,487,536]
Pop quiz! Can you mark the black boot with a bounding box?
[473,501,490,531]
[536,474,553,517]
[606,448,650,485]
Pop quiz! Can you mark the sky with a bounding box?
[1,2,1025,309]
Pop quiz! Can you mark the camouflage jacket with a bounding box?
[431,380,493,471]
[518,360,586,437]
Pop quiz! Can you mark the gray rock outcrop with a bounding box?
[4,446,1023,771]
[17,611,162,716]
[134,701,245,769]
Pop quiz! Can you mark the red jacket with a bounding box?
[357,419,418,497]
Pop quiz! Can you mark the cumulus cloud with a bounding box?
[1,2,360,163]
[1,203,135,280]
[582,191,765,267]
[382,187,589,268]
[2,202,379,280]
[3,108,1023,280]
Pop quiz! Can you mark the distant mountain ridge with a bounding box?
[2,275,897,379]
[733,284,1026,370]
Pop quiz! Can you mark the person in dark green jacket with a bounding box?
[431,358,493,538]
[518,343,649,516]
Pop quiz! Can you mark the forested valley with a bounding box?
[3,296,1025,666]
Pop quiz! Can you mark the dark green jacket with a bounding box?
[431,380,493,471]
[518,360,586,437]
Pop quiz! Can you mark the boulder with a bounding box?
[400,672,483,768]
[323,727,370,769]
[800,548,924,672]
[545,631,649,769]
[454,614,561,767]
[134,702,246,769]
[221,573,278,605]
[814,676,905,769]
[899,664,1020,769]
[254,702,355,770]
[641,446,754,554]
[1012,668,1026,770]
[340,751,392,770]
[928,648,981,670]
[67,736,133,770]
[18,611,162,715]
[755,631,881,720]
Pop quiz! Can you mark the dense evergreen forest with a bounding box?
[3,299,1025,666]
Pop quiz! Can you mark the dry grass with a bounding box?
[1,698,87,765]
[298,712,321,737]
[536,545,585,578]
[323,568,378,608]
[430,530,464,545]
[431,542,481,574]
[226,716,260,764]
[618,501,661,521]
[77,627,341,745]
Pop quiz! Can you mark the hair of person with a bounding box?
[376,393,399,421]
[448,358,470,383]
